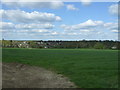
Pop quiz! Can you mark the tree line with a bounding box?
[1,40,120,49]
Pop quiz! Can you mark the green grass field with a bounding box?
[2,48,118,88]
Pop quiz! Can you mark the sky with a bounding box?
[0,1,119,40]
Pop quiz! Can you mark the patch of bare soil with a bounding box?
[2,62,76,88]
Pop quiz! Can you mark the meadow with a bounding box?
[2,48,118,88]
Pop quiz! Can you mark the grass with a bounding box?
[2,48,118,88]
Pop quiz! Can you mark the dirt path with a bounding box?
[2,62,76,88]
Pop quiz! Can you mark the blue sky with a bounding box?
[0,1,118,40]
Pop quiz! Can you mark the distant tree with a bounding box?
[94,43,105,49]
[2,40,11,47]
[2,40,120,49]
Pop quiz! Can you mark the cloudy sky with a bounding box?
[0,1,118,40]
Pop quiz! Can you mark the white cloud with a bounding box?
[51,32,58,35]
[1,18,118,40]
[0,22,55,30]
[111,30,118,33]
[80,29,93,32]
[56,16,62,21]
[30,29,51,33]
[2,0,64,9]
[104,22,118,33]
[109,4,118,16]
[0,22,15,29]
[15,23,54,29]
[60,19,118,39]
[80,19,103,27]
[81,0,92,6]
[66,4,78,10]
[1,26,59,35]
[61,19,104,30]
[0,9,62,23]
[0,21,59,37]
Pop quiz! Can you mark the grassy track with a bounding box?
[2,48,118,88]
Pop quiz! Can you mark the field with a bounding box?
[2,48,118,88]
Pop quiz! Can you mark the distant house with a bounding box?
[111,46,117,49]
[44,46,48,48]
[18,41,29,48]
